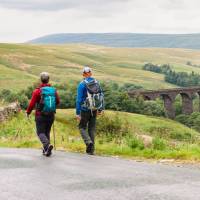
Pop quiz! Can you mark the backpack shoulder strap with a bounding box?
[83,79,88,84]
[84,78,98,85]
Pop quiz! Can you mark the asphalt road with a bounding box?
[0,148,200,200]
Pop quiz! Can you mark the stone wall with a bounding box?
[0,102,21,123]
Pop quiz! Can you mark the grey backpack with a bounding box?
[84,79,104,111]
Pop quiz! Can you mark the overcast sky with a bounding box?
[0,0,200,42]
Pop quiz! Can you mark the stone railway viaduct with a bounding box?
[128,87,200,119]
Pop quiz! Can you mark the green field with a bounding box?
[1,109,200,161]
[2,43,200,91]
[0,64,36,91]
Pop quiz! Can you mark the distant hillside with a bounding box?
[2,43,200,91]
[29,33,200,49]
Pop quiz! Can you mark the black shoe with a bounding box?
[90,145,95,155]
[45,144,53,157]
[86,143,93,154]
[87,151,95,155]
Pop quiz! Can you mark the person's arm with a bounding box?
[26,89,39,115]
[55,90,60,105]
[76,83,84,118]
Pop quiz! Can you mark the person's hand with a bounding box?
[76,115,81,121]
[97,110,104,116]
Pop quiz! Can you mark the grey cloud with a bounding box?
[0,0,131,11]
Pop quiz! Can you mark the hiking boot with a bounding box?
[87,150,95,155]
[86,143,93,154]
[45,144,53,157]
[90,145,95,155]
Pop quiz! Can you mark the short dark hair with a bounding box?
[40,72,50,84]
[41,77,49,84]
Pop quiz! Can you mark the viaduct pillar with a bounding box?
[181,93,193,115]
[162,94,176,119]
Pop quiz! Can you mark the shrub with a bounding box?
[175,112,200,133]
[170,131,193,141]
[126,135,144,150]
[143,100,165,117]
[175,114,191,127]
[17,94,29,109]
[96,113,130,143]
[152,137,167,150]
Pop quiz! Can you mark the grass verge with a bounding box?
[1,109,200,162]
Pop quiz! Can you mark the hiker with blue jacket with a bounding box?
[76,66,104,155]
[26,72,60,156]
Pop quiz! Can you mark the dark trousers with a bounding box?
[35,115,54,150]
[79,110,97,146]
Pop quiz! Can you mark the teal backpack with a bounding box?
[39,86,56,114]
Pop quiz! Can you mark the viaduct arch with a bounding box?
[128,87,200,119]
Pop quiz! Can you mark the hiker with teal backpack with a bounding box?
[26,72,60,156]
[76,66,104,155]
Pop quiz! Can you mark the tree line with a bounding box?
[0,81,165,117]
[2,80,200,132]
[143,63,200,87]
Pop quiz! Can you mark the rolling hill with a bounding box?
[1,43,200,91]
[29,33,200,49]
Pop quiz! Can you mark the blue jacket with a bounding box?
[76,77,95,115]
